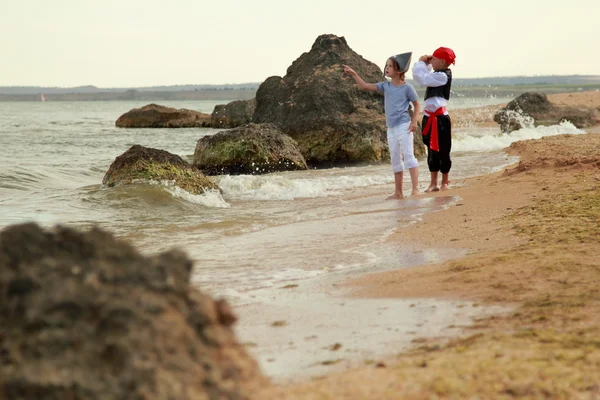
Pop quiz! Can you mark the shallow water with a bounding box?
[237,279,511,381]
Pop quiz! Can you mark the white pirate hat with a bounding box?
[389,52,412,73]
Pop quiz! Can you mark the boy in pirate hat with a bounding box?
[412,47,456,192]
[343,52,422,199]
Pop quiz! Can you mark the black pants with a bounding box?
[422,114,452,174]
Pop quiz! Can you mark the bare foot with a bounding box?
[424,185,439,193]
[386,193,405,200]
[410,190,420,197]
[440,184,450,191]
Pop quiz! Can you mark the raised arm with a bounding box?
[412,56,448,87]
[342,65,378,92]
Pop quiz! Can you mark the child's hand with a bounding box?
[409,121,418,133]
[342,64,356,76]
[419,55,432,64]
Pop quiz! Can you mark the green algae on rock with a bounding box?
[103,145,219,194]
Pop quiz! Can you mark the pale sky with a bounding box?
[2,0,598,88]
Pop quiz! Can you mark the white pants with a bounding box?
[387,122,418,173]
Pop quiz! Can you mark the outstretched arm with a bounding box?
[342,65,378,91]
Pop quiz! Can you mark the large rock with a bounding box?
[193,123,307,175]
[116,103,212,128]
[0,223,268,400]
[211,99,256,128]
[103,145,219,194]
[252,33,426,167]
[493,92,597,133]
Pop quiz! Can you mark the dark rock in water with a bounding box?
[193,123,308,175]
[0,223,268,399]
[494,92,597,133]
[103,144,219,194]
[116,103,212,128]
[211,99,256,128]
[252,33,426,167]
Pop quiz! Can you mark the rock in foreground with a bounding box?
[116,103,211,128]
[0,223,268,400]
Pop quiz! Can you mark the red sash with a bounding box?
[423,107,447,152]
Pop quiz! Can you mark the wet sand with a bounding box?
[256,91,600,398]
[235,269,510,383]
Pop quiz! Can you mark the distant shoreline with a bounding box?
[0,88,257,102]
[1,81,599,102]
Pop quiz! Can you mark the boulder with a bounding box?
[0,223,268,400]
[116,103,212,128]
[494,92,597,133]
[211,99,256,128]
[252,33,426,167]
[103,145,219,194]
[193,123,307,175]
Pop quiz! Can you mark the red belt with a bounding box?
[423,107,446,152]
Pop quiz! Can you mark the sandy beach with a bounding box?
[257,91,600,399]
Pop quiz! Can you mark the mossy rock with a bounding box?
[103,145,219,194]
[193,123,307,175]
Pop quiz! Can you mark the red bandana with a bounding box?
[432,47,456,65]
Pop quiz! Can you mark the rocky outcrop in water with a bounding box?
[251,33,425,167]
[116,103,212,128]
[211,99,256,129]
[0,223,268,400]
[493,92,597,133]
[103,145,219,194]
[193,123,307,175]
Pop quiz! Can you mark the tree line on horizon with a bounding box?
[2,75,600,95]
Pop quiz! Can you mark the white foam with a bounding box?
[454,121,585,152]
[166,186,231,208]
[162,121,585,204]
[499,108,535,130]
[216,172,391,201]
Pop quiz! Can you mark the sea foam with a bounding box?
[166,186,230,208]
[454,121,585,152]
[216,172,391,201]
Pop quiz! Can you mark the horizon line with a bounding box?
[2,74,600,90]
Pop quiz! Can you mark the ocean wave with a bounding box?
[216,170,392,201]
[453,121,585,152]
[166,187,230,208]
[98,180,231,209]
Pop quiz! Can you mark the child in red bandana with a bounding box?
[412,47,456,192]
